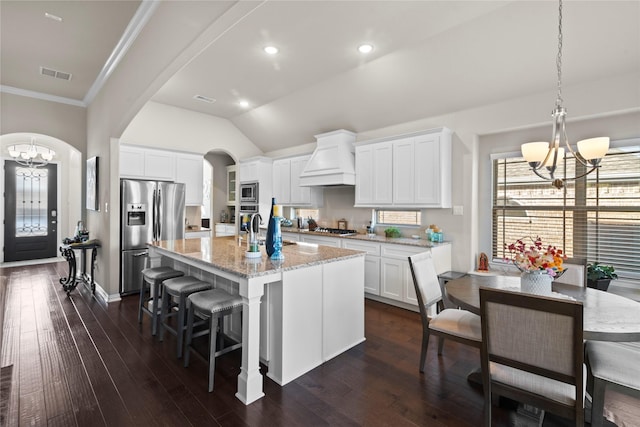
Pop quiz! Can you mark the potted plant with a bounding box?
[586,263,618,291]
[384,227,401,238]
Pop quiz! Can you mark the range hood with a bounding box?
[299,129,357,187]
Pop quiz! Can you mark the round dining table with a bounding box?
[445,274,640,342]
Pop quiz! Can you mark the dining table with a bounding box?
[445,274,640,342]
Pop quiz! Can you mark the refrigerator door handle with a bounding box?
[152,189,158,240]
[157,188,162,239]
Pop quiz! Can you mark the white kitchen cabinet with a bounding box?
[272,155,323,207]
[176,153,203,206]
[281,231,300,242]
[120,146,204,207]
[342,239,381,295]
[355,142,393,206]
[299,234,342,248]
[185,229,211,238]
[380,244,424,304]
[392,137,415,205]
[355,127,452,208]
[272,159,291,204]
[120,145,146,177]
[215,223,236,237]
[227,165,236,205]
[144,149,176,181]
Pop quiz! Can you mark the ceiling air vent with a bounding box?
[193,94,216,104]
[40,66,72,81]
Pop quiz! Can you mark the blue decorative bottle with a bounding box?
[270,203,284,261]
[266,198,276,257]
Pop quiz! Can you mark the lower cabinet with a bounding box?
[299,234,342,248]
[185,230,211,238]
[341,240,381,295]
[214,223,235,237]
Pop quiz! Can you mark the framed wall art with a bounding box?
[86,156,99,211]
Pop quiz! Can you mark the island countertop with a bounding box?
[148,236,365,279]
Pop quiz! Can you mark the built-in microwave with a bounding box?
[240,182,259,204]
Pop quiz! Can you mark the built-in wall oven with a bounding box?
[240,182,259,204]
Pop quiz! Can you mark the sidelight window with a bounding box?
[15,167,49,237]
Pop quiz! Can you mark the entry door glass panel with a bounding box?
[15,167,49,237]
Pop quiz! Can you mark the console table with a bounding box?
[59,240,101,295]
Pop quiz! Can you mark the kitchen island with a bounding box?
[147,236,365,405]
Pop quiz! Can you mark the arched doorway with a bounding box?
[1,133,82,263]
[203,150,236,234]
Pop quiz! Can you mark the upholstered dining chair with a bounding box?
[479,288,585,426]
[554,257,587,287]
[408,252,482,373]
[585,340,640,427]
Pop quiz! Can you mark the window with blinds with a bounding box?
[376,210,422,226]
[492,146,640,283]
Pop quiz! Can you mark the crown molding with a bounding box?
[83,0,159,105]
[0,85,86,107]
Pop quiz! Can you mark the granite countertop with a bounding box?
[279,227,450,248]
[149,236,365,279]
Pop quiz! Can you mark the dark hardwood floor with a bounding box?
[1,262,581,426]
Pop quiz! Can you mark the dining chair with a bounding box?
[479,287,585,426]
[585,340,640,427]
[408,252,482,373]
[554,257,587,287]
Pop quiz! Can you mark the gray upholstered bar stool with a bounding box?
[183,288,243,392]
[138,266,184,336]
[158,276,211,358]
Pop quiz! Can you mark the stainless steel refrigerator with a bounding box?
[120,179,186,295]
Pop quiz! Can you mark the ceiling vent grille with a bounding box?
[193,94,216,104]
[40,66,72,81]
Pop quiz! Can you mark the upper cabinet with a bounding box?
[355,141,393,206]
[355,128,452,208]
[226,165,236,205]
[175,153,203,206]
[119,144,204,206]
[273,155,323,207]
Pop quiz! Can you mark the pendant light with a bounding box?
[521,0,609,189]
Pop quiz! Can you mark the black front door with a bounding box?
[4,161,58,262]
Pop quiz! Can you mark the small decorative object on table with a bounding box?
[270,204,284,261]
[506,236,565,295]
[586,262,617,291]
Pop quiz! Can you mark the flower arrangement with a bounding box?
[506,236,566,277]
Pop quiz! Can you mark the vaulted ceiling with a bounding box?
[2,1,638,152]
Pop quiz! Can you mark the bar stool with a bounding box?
[158,276,211,358]
[184,288,243,392]
[138,266,184,336]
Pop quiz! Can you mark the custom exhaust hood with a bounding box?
[299,129,357,187]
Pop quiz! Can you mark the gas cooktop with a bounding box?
[312,227,358,236]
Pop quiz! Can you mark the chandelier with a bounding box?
[7,137,55,168]
[521,0,609,189]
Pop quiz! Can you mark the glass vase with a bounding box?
[270,215,284,261]
[520,271,553,295]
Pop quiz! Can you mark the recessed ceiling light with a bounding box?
[44,12,63,22]
[193,94,216,104]
[239,100,249,108]
[358,44,374,54]
[264,46,279,55]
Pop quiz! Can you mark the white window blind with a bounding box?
[492,147,640,283]
[376,210,422,226]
